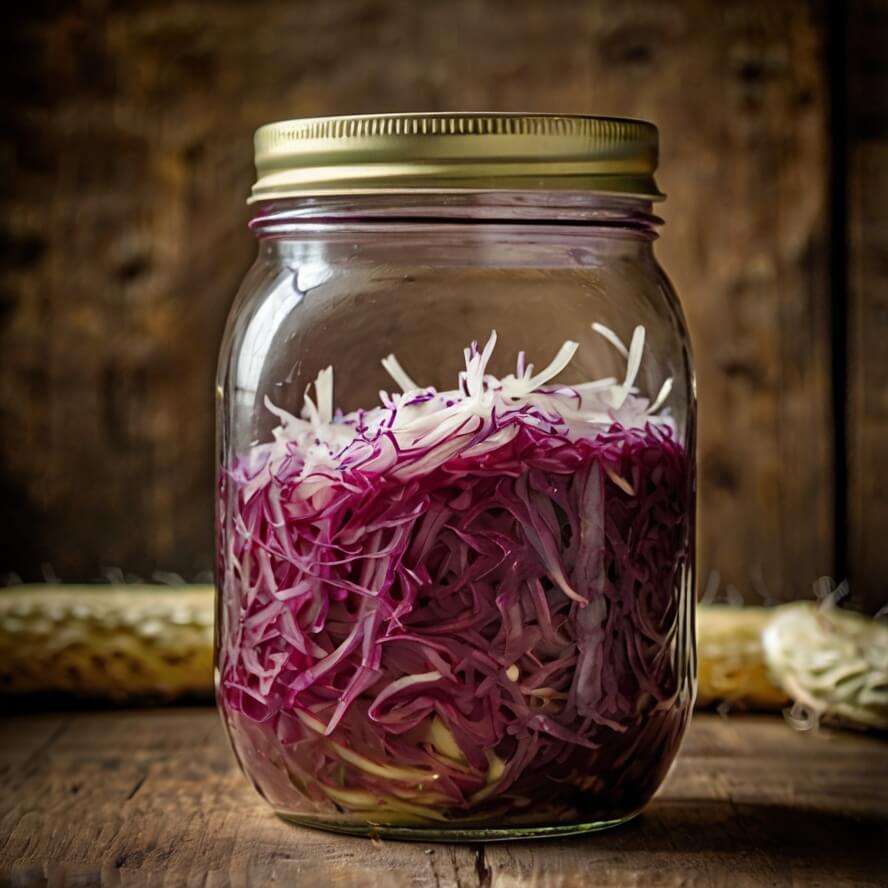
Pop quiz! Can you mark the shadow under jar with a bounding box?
[216,113,697,841]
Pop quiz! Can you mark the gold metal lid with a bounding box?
[249,112,662,203]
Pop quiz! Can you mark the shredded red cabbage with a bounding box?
[218,330,694,827]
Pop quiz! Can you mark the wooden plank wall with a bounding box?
[847,0,888,613]
[0,0,856,604]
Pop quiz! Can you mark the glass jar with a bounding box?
[216,113,696,840]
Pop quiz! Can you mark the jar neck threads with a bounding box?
[249,192,661,240]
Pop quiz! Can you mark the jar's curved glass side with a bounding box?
[651,258,699,717]
[214,255,296,703]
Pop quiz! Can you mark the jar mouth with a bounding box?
[249,113,664,204]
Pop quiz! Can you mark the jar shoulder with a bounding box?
[219,235,694,451]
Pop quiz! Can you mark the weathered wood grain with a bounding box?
[847,0,888,613]
[0,1,833,598]
[0,710,885,887]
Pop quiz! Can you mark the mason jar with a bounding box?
[216,113,696,840]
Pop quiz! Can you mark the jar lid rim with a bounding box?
[249,112,664,204]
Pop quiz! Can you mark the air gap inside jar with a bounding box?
[215,113,697,841]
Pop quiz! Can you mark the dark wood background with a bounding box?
[1,0,884,611]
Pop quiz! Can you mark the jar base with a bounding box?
[276,809,641,843]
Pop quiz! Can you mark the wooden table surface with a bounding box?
[0,710,885,887]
